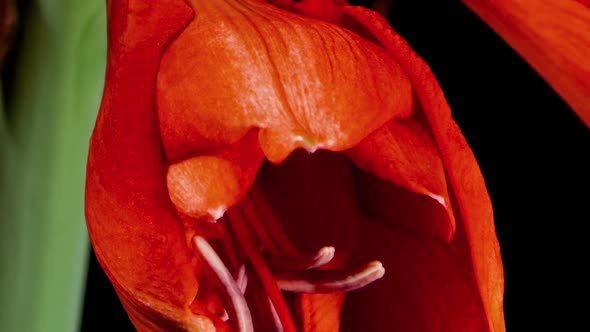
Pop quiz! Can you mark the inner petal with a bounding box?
[347,117,456,242]
[250,148,486,331]
[157,0,413,162]
[341,173,488,332]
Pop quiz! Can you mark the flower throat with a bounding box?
[190,183,385,332]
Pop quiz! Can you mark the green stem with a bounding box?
[0,1,106,331]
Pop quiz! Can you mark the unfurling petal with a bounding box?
[463,0,590,127]
[347,118,456,242]
[337,6,505,332]
[86,1,209,330]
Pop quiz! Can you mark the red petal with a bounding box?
[85,1,207,329]
[341,215,488,332]
[463,0,590,127]
[338,6,505,332]
[157,0,413,163]
[347,118,456,242]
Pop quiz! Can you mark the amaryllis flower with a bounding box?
[85,0,505,331]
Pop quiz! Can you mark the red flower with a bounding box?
[85,0,505,331]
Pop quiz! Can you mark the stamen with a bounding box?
[190,218,226,239]
[225,208,298,332]
[239,195,282,255]
[268,246,335,272]
[235,264,249,294]
[268,297,285,332]
[191,184,386,331]
[221,220,242,270]
[275,261,385,293]
[193,236,254,332]
[246,184,299,254]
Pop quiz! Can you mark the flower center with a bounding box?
[190,183,385,331]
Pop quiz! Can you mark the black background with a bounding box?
[73,0,589,331]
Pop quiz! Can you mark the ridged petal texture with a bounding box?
[157,0,413,163]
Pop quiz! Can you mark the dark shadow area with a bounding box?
[81,250,135,332]
[387,1,588,330]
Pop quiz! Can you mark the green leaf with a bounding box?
[0,1,106,331]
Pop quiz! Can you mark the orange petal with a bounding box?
[462,0,590,127]
[339,6,505,332]
[157,0,413,163]
[86,1,207,330]
[167,130,265,221]
[298,293,344,332]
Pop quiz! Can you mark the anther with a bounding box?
[193,236,254,332]
[275,261,385,293]
[267,246,335,272]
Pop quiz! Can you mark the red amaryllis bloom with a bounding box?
[85,1,505,331]
[462,0,590,127]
